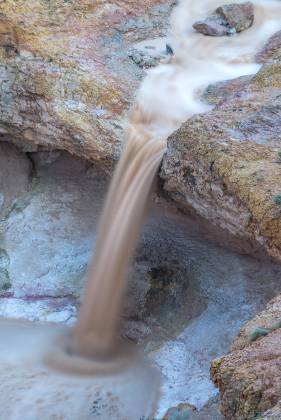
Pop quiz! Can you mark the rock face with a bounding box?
[161,46,281,261]
[0,141,207,341]
[256,30,281,64]
[0,0,174,170]
[3,142,281,417]
[193,2,254,37]
[211,294,281,419]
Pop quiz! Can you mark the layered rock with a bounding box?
[161,47,281,261]
[211,294,281,419]
[0,0,174,170]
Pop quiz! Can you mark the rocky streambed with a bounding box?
[1,0,281,419]
[1,141,281,419]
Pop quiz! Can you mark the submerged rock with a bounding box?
[193,2,254,37]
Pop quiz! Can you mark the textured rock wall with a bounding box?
[161,47,281,261]
[0,0,174,169]
[211,294,281,419]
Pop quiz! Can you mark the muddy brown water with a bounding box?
[1,0,281,418]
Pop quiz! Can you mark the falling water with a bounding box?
[1,0,281,418]
[72,0,281,359]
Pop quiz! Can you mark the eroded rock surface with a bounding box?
[211,294,281,419]
[0,142,207,340]
[0,0,174,170]
[161,45,281,261]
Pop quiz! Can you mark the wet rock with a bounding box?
[203,74,252,105]
[211,294,281,419]
[128,47,165,69]
[163,402,196,419]
[193,15,231,37]
[128,37,172,69]
[256,30,281,64]
[160,46,281,261]
[2,143,281,417]
[193,2,254,37]
[128,49,163,69]
[216,2,254,33]
[189,397,223,419]
[0,141,207,345]
[0,0,175,170]
[124,229,207,344]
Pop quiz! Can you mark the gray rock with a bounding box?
[128,47,164,69]
[216,2,254,33]
[193,15,231,37]
[193,2,254,37]
[256,30,281,64]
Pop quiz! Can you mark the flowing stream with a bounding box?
[1,0,281,418]
[73,0,281,358]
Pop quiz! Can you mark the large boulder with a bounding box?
[161,46,281,261]
[0,0,174,170]
[211,294,281,419]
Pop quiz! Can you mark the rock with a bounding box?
[211,294,281,419]
[128,48,159,68]
[0,141,208,345]
[193,15,231,37]
[231,294,281,352]
[216,2,254,33]
[203,75,252,106]
[128,46,165,69]
[0,0,174,170]
[128,36,172,69]
[0,142,31,220]
[193,2,254,37]
[263,401,281,419]
[256,30,281,64]
[189,397,223,419]
[160,45,281,261]
[163,403,196,419]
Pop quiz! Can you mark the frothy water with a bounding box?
[1,0,281,418]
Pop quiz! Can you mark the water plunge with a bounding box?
[1,0,281,418]
[72,0,281,360]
